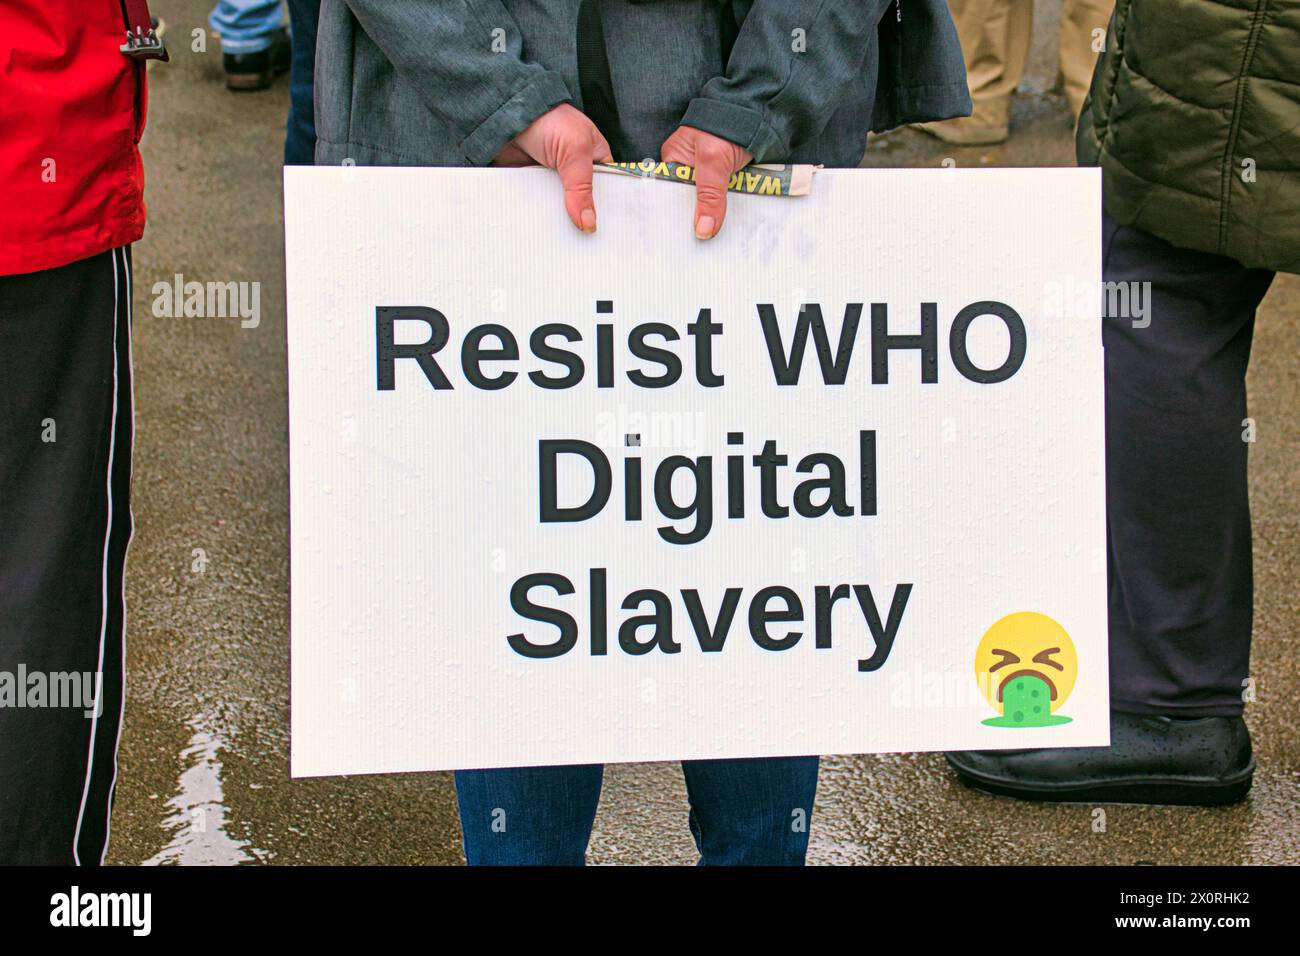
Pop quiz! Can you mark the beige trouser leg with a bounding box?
[949,0,1034,130]
[1059,0,1115,117]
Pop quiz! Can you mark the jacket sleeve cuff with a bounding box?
[680,97,787,163]
[461,71,573,166]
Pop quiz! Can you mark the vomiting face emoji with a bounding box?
[974,612,1077,727]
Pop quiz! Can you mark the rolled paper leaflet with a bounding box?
[594,160,819,197]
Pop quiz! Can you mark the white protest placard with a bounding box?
[285,165,1107,778]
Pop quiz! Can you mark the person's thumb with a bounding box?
[555,136,598,233]
[692,142,733,240]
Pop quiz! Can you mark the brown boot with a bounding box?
[912,116,1008,145]
[913,96,1011,145]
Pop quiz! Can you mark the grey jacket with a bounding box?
[315,0,971,169]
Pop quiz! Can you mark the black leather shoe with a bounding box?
[222,26,291,91]
[946,712,1254,806]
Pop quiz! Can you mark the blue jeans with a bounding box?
[284,0,320,164]
[455,757,819,865]
[209,0,283,54]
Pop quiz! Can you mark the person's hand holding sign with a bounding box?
[493,104,614,234]
[661,125,754,240]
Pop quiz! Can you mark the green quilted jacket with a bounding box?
[1077,0,1300,274]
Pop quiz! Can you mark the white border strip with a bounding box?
[72,247,121,865]
[102,249,136,864]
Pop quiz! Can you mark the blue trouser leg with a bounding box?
[284,0,320,164]
[682,756,819,865]
[455,756,819,865]
[209,0,284,54]
[455,764,603,865]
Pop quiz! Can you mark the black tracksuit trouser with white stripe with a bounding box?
[0,246,132,864]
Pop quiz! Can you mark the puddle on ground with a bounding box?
[143,718,266,865]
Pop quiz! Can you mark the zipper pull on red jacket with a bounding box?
[119,0,169,62]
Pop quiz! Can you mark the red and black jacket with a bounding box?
[0,1,151,275]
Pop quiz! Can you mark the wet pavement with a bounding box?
[108,1,1298,865]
